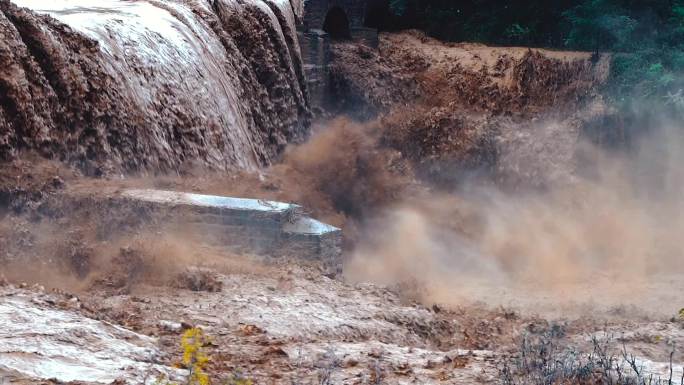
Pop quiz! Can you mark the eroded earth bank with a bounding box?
[1,1,684,384]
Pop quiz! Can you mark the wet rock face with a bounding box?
[0,0,310,175]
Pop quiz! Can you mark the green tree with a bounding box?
[563,0,637,51]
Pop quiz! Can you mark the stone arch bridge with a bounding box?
[298,0,387,108]
[302,0,386,41]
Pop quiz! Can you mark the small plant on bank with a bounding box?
[154,327,253,385]
[181,328,211,385]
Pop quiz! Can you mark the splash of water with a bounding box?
[1,0,309,173]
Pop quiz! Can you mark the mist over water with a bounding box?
[345,120,684,316]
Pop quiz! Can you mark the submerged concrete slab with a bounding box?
[122,189,293,213]
[283,216,339,235]
[120,189,342,264]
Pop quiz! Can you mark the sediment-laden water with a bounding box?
[0,0,309,174]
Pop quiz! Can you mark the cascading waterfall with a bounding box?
[0,0,309,174]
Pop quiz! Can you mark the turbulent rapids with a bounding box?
[0,0,309,174]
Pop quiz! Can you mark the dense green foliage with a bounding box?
[386,0,574,46]
[384,0,684,112]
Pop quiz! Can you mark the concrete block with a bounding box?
[119,189,342,263]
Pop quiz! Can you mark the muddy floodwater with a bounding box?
[1,0,309,173]
[1,0,684,384]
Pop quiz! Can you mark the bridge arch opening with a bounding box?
[323,6,351,39]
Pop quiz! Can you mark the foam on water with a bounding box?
[0,294,183,383]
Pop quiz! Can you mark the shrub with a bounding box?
[181,328,211,385]
[154,328,253,385]
[499,327,682,385]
